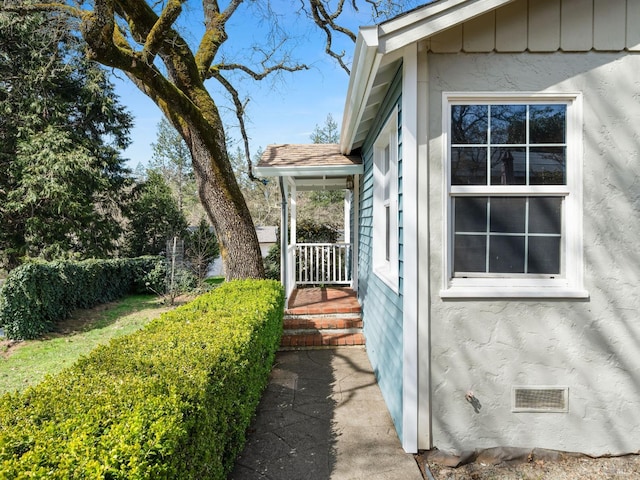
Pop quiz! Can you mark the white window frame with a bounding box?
[373,107,399,292]
[441,92,588,299]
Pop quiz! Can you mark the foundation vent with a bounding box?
[512,386,568,412]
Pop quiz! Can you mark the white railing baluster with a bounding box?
[293,243,352,286]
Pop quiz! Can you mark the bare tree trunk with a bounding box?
[187,129,264,280]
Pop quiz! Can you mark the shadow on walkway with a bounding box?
[230,348,422,480]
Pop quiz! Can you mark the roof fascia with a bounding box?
[254,164,363,178]
[340,26,383,155]
[294,178,351,190]
[379,0,517,53]
[340,0,518,154]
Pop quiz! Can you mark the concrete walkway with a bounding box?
[230,347,423,480]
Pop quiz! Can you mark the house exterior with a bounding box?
[255,226,278,257]
[258,0,640,458]
[347,0,640,456]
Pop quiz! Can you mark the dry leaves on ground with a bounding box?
[420,453,640,480]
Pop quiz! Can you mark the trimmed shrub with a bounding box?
[0,257,163,340]
[0,280,285,479]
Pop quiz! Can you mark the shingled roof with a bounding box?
[255,144,362,177]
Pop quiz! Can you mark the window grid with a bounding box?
[450,102,567,277]
[451,104,568,188]
[442,92,585,298]
[454,197,563,276]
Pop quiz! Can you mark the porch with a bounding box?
[255,144,364,348]
[255,144,363,300]
[286,286,361,314]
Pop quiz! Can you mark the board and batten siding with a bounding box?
[427,0,640,54]
[358,67,405,438]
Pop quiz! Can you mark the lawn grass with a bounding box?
[204,276,225,287]
[0,294,174,395]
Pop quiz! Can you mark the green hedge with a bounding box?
[0,257,163,340]
[0,279,285,479]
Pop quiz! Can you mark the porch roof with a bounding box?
[255,144,363,178]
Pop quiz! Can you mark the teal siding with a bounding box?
[358,66,405,439]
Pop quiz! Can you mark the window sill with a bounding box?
[440,286,589,299]
[374,267,399,294]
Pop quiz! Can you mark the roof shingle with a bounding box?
[258,144,361,168]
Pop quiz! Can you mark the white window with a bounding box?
[373,108,399,291]
[441,93,587,298]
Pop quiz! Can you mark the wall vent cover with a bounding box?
[512,386,568,412]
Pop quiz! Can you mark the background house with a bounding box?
[260,0,640,458]
[207,226,278,277]
[255,226,278,258]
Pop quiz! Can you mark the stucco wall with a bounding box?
[424,51,640,456]
[359,68,405,439]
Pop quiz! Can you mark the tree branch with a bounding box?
[210,71,256,181]
[141,0,184,64]
[309,0,356,40]
[302,0,357,75]
[213,60,308,81]
[0,2,84,19]
[195,0,242,79]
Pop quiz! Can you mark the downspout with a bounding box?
[278,176,288,295]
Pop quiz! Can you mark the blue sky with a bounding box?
[113,2,372,170]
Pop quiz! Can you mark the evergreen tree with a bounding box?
[124,171,188,257]
[185,218,220,285]
[303,114,344,223]
[0,12,132,269]
[149,119,196,214]
[310,114,340,144]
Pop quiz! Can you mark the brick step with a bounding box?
[283,317,363,330]
[280,331,365,349]
[285,305,362,316]
[280,312,364,350]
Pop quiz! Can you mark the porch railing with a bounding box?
[292,243,352,286]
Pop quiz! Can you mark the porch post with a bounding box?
[344,189,351,244]
[352,174,360,291]
[289,182,297,294]
[279,177,289,288]
[290,182,297,245]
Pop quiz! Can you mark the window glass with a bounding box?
[490,147,526,185]
[452,196,562,275]
[490,197,526,233]
[383,145,390,199]
[455,197,488,232]
[450,104,567,187]
[489,235,526,273]
[454,235,487,272]
[490,105,526,144]
[385,205,390,262]
[529,197,562,234]
[528,237,561,274]
[451,147,487,185]
[530,105,566,144]
[529,147,566,185]
[451,105,488,144]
